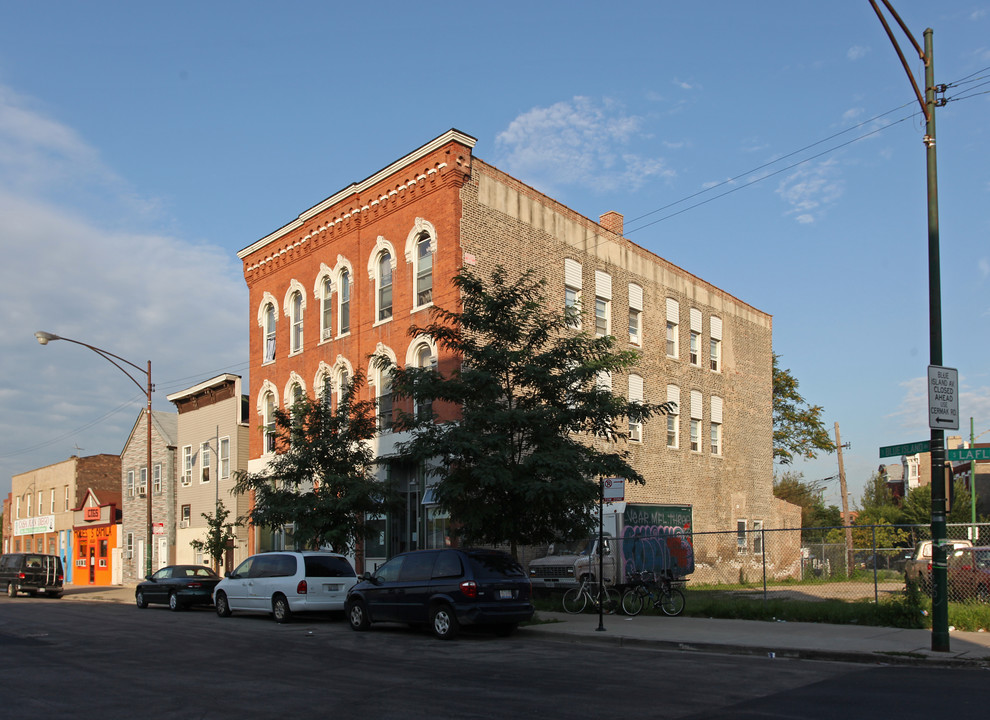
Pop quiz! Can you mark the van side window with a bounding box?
[432,551,463,579]
[375,556,404,583]
[398,552,437,582]
[274,555,296,577]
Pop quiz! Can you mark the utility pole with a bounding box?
[835,423,854,575]
[870,1,950,653]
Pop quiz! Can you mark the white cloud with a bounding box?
[0,83,246,496]
[495,97,675,194]
[775,158,844,223]
[673,78,698,91]
[847,46,870,61]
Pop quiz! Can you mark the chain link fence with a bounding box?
[687,523,990,605]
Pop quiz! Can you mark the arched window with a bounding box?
[339,269,351,335]
[290,291,303,353]
[415,234,433,307]
[320,277,333,341]
[378,252,393,321]
[413,342,436,420]
[263,391,276,453]
[263,303,276,363]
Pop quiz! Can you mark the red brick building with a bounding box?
[238,129,797,581]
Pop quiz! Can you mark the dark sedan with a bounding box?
[135,565,221,611]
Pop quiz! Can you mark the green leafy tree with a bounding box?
[773,470,841,540]
[381,266,674,558]
[899,480,973,526]
[772,354,835,464]
[233,373,389,553]
[189,501,241,573]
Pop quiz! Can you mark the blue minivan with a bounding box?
[345,548,533,639]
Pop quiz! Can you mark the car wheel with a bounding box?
[215,591,232,618]
[348,599,370,631]
[168,591,182,612]
[430,603,459,640]
[272,594,292,623]
[135,589,148,609]
[7,582,17,598]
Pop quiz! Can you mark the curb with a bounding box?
[518,624,990,669]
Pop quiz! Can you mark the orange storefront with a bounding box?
[72,491,121,585]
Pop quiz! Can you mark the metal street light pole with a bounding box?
[35,331,155,579]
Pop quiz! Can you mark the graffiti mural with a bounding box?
[619,504,694,578]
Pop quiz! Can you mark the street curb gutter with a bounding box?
[519,626,990,669]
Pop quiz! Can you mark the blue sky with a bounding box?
[1,1,988,513]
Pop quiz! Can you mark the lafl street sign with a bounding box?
[947,447,990,462]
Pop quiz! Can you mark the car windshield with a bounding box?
[547,538,594,556]
[467,552,525,579]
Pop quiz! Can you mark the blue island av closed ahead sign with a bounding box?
[927,365,959,431]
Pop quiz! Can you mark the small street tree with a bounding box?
[380,266,674,559]
[772,354,835,465]
[233,373,389,553]
[772,470,841,541]
[189,501,240,574]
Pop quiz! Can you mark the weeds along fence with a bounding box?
[687,523,990,605]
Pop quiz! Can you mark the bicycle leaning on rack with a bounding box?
[620,570,686,617]
[561,575,620,614]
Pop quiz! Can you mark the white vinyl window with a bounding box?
[753,520,764,555]
[710,316,722,372]
[153,463,162,494]
[594,271,611,337]
[564,259,582,329]
[182,446,193,486]
[377,252,393,322]
[64,485,69,511]
[690,308,702,366]
[737,520,747,553]
[127,470,135,498]
[320,277,333,341]
[666,298,679,358]
[263,302,276,363]
[290,291,304,353]
[139,468,148,496]
[415,233,433,307]
[200,441,211,483]
[690,390,702,452]
[628,283,643,346]
[711,396,723,455]
[220,437,230,479]
[263,392,277,454]
[50,489,55,514]
[666,385,680,449]
[628,374,644,442]
[338,269,351,335]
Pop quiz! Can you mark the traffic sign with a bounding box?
[879,440,930,458]
[928,365,959,430]
[947,447,990,462]
[602,477,625,502]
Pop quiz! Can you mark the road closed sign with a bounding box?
[927,365,959,431]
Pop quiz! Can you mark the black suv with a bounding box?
[346,548,533,639]
[0,553,65,598]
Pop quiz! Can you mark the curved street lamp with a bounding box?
[35,331,155,578]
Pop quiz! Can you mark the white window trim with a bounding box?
[370,343,397,434]
[564,259,583,329]
[315,264,334,343]
[219,436,231,480]
[257,380,279,456]
[333,256,354,339]
[666,298,680,359]
[181,446,193,487]
[200,441,211,484]
[283,372,307,408]
[126,470,135,498]
[628,373,644,443]
[153,463,162,493]
[666,385,680,449]
[283,280,306,356]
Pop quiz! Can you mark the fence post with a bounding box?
[872,525,879,605]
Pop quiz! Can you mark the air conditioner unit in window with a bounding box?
[124,551,133,559]
[179,520,189,529]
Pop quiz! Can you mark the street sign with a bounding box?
[947,447,990,462]
[602,477,625,502]
[928,365,959,430]
[879,440,930,458]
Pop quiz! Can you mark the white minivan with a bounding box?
[213,551,357,623]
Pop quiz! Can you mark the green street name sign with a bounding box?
[947,447,990,462]
[879,441,930,458]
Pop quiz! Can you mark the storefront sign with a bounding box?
[85,507,101,521]
[14,515,55,536]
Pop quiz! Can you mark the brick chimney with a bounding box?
[599,211,623,236]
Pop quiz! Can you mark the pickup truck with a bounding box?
[903,539,972,588]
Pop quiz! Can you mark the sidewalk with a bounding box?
[520,611,990,667]
[61,585,990,666]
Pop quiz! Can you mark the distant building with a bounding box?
[7,454,120,582]
[166,374,251,573]
[120,409,176,582]
[237,129,797,581]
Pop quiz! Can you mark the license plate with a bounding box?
[323,584,342,592]
[499,590,514,600]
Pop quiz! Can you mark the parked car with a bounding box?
[135,565,222,611]
[947,546,990,603]
[0,553,64,598]
[345,548,534,640]
[213,551,357,623]
[904,539,973,588]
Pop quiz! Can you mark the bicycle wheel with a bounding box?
[562,587,587,614]
[598,586,620,614]
[621,587,645,616]
[659,588,685,616]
